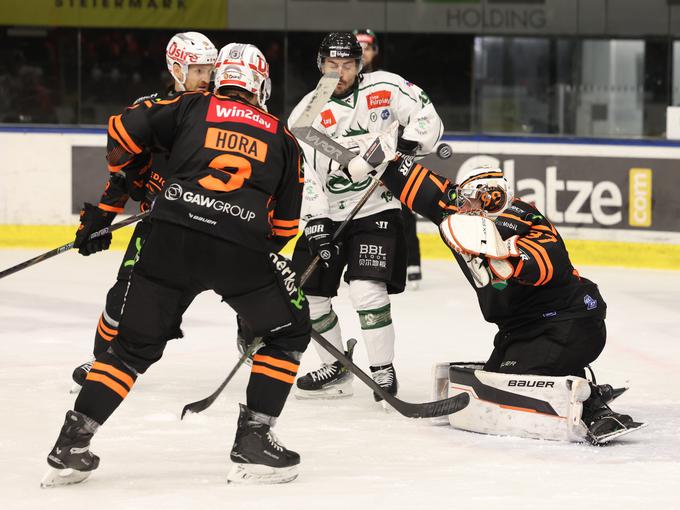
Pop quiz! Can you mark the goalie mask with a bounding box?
[166,32,217,91]
[214,43,272,109]
[456,166,514,218]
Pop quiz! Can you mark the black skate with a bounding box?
[370,363,398,403]
[582,385,646,445]
[41,410,100,488]
[70,359,94,394]
[227,404,299,484]
[294,339,356,399]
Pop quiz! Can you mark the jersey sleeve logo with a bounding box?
[206,96,279,133]
[366,90,391,109]
[320,109,337,128]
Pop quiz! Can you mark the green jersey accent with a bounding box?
[326,174,373,194]
[123,236,143,268]
[291,287,306,310]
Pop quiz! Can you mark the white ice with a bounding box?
[1,249,678,510]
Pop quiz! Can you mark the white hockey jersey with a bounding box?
[288,70,443,222]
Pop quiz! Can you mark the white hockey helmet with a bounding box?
[214,43,271,109]
[456,166,514,218]
[166,32,218,90]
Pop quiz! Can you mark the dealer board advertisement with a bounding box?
[420,140,680,235]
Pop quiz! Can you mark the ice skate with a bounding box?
[582,385,646,445]
[407,265,422,290]
[295,340,355,399]
[70,359,94,394]
[41,410,99,488]
[227,404,299,485]
[370,363,398,405]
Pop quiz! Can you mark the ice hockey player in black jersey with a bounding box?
[42,42,310,487]
[70,32,218,390]
[377,159,644,444]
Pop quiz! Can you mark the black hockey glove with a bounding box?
[304,218,340,268]
[74,203,116,256]
[396,136,419,157]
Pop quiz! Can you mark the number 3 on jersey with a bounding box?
[199,154,252,192]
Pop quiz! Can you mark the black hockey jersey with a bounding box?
[106,91,303,252]
[99,89,176,214]
[379,158,606,330]
[454,199,606,330]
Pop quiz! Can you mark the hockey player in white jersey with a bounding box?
[290,32,443,400]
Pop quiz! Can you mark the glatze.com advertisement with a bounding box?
[422,142,680,233]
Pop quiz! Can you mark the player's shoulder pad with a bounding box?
[132,91,161,106]
[503,199,545,223]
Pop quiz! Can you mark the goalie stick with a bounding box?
[0,210,150,280]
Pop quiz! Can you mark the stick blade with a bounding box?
[384,392,470,419]
[181,399,212,420]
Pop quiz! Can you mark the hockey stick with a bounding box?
[180,178,382,419]
[180,72,342,419]
[310,329,469,418]
[0,210,150,280]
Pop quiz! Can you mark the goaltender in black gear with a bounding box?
[42,43,311,487]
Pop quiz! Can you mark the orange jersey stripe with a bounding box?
[531,224,557,236]
[98,203,124,214]
[271,218,299,228]
[523,238,554,285]
[428,174,448,192]
[98,316,118,336]
[252,354,299,374]
[517,239,547,286]
[91,361,135,389]
[272,227,298,237]
[113,114,142,155]
[399,164,423,204]
[513,257,524,278]
[251,365,295,384]
[85,372,129,399]
[406,167,428,209]
[97,323,115,342]
[499,212,533,226]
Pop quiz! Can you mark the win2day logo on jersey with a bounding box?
[366,90,391,109]
[207,97,279,133]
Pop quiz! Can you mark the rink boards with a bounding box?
[0,127,678,270]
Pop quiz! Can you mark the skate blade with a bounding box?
[294,381,354,400]
[590,422,648,445]
[69,383,82,394]
[227,463,298,485]
[40,467,92,488]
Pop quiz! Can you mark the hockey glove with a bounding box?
[304,218,340,268]
[74,203,116,256]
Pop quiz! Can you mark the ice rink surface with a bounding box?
[1,249,678,510]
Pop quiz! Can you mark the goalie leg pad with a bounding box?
[432,363,591,441]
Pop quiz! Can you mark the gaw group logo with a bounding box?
[165,183,183,200]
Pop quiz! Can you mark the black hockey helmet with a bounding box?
[353,28,379,51]
[317,32,363,72]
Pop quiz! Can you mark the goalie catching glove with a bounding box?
[74,203,117,256]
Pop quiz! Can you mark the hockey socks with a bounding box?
[74,350,137,425]
[247,346,300,418]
